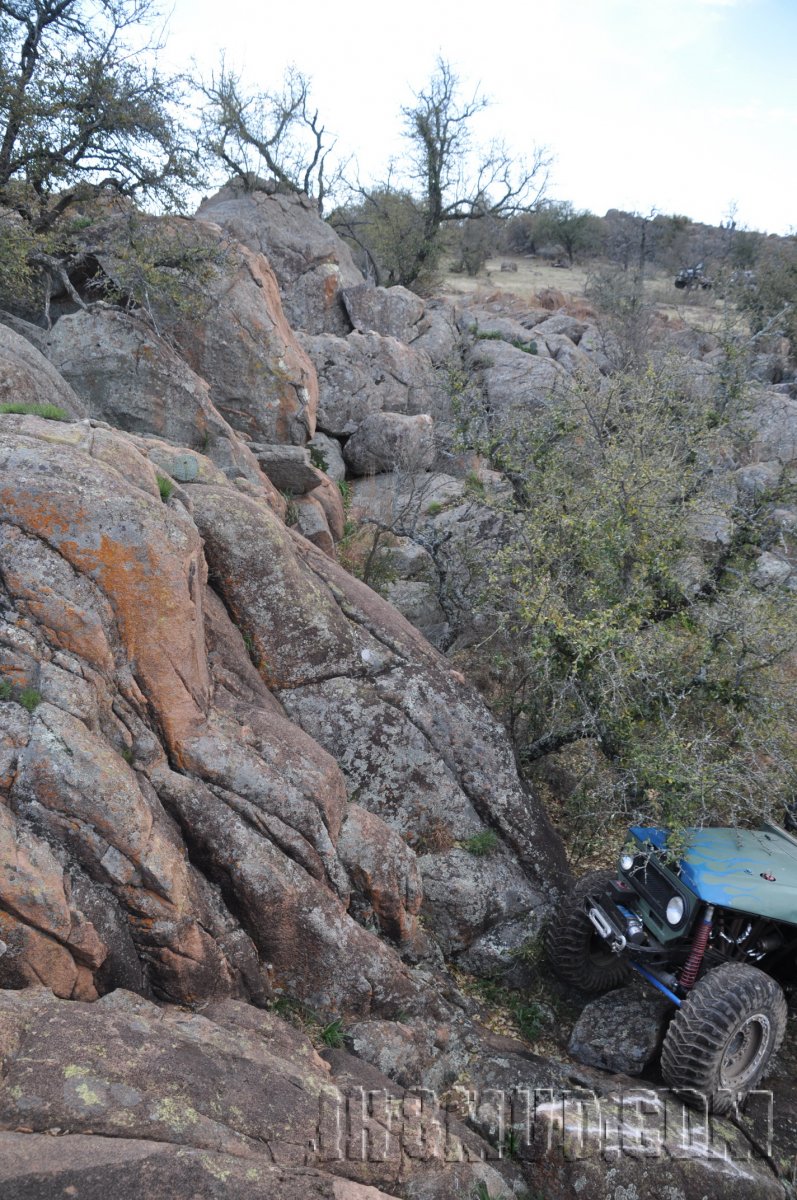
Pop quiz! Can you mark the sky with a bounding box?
[163,0,797,235]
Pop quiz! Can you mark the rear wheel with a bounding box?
[661,962,787,1113]
[545,869,631,993]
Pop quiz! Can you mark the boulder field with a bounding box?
[0,182,793,1198]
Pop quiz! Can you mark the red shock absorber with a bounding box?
[679,904,714,991]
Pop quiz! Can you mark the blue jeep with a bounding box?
[547,823,795,1111]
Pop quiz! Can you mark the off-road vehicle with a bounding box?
[547,822,796,1111]
[674,261,713,290]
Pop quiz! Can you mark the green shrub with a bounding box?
[156,474,174,501]
[512,1000,544,1042]
[321,1018,344,1048]
[426,500,443,516]
[242,630,260,666]
[309,444,329,472]
[0,678,12,701]
[510,337,537,355]
[338,479,352,508]
[464,470,486,498]
[0,401,70,421]
[470,328,537,355]
[18,687,42,712]
[462,830,499,856]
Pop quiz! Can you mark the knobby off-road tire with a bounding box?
[661,961,787,1114]
[545,869,631,993]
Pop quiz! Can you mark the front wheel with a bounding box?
[545,869,631,993]
[661,962,787,1113]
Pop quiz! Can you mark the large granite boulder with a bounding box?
[568,985,673,1075]
[0,987,525,1200]
[0,397,567,1012]
[300,330,447,436]
[46,308,270,486]
[83,212,319,445]
[343,412,436,476]
[0,322,86,418]
[198,182,363,335]
[466,338,569,417]
[340,285,458,365]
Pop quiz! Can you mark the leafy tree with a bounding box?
[329,185,430,288]
[529,200,603,265]
[200,63,340,213]
[735,235,797,362]
[455,359,797,850]
[0,0,194,232]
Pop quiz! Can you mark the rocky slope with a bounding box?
[0,180,794,1199]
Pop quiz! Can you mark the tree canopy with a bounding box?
[455,357,797,856]
[0,0,194,230]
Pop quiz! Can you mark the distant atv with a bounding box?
[547,823,796,1111]
[674,262,713,290]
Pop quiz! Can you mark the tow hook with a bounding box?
[588,906,627,953]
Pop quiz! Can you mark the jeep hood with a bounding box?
[630,824,797,926]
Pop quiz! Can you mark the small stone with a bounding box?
[568,985,672,1075]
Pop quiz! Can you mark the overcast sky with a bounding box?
[164,0,796,235]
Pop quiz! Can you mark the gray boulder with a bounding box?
[301,329,446,436]
[751,550,793,588]
[568,985,672,1075]
[46,309,259,487]
[250,443,320,493]
[341,283,424,340]
[747,392,797,464]
[532,312,590,342]
[467,338,568,416]
[343,412,435,476]
[308,431,346,481]
[0,322,86,418]
[198,181,362,335]
[384,580,449,648]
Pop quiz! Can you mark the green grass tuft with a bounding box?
[321,1018,344,1048]
[156,474,174,501]
[18,687,42,712]
[0,401,70,421]
[462,829,499,856]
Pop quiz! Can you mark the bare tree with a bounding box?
[201,62,342,212]
[333,57,549,289]
[401,57,549,277]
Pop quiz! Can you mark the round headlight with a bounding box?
[666,895,685,926]
[620,852,635,872]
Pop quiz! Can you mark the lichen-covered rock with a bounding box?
[340,284,425,342]
[0,988,523,1200]
[173,230,319,444]
[198,182,363,335]
[337,804,423,946]
[0,321,87,418]
[309,431,347,481]
[292,492,336,556]
[301,330,446,436]
[467,338,567,415]
[567,985,673,1075]
[343,412,435,476]
[251,442,321,493]
[47,309,234,455]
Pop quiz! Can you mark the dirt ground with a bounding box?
[439,253,742,335]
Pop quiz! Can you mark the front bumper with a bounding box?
[583,881,667,960]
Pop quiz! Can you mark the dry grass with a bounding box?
[439,253,740,335]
